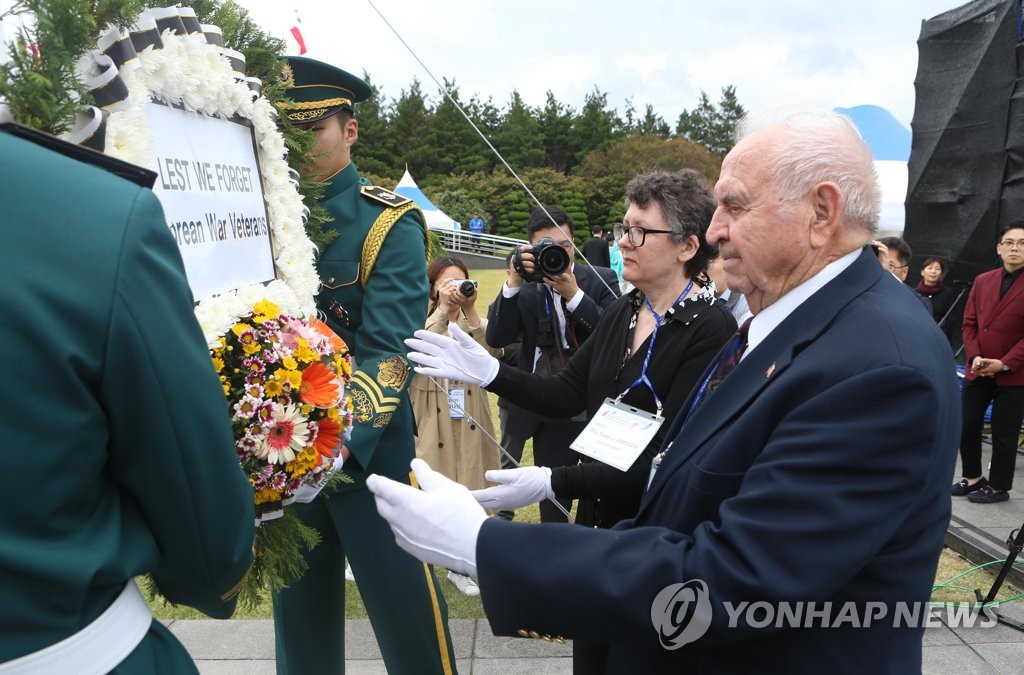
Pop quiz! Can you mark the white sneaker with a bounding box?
[345,564,355,582]
[447,570,480,596]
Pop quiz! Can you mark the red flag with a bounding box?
[290,10,307,55]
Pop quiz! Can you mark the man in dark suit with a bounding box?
[486,206,619,521]
[368,107,960,673]
[582,224,611,267]
[952,221,1024,504]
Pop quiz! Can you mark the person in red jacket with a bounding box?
[953,221,1024,503]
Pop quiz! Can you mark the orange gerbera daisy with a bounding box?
[299,361,340,407]
[311,318,346,352]
[313,417,343,458]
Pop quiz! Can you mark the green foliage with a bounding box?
[492,91,544,171]
[494,191,532,239]
[676,85,746,158]
[427,229,446,260]
[238,510,322,609]
[435,190,485,230]
[559,188,589,250]
[139,510,322,613]
[0,0,143,134]
[540,91,577,174]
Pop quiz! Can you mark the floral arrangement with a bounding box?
[213,299,355,521]
[3,2,343,602]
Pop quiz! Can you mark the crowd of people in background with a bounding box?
[9,45,1023,673]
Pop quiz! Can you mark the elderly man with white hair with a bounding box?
[368,107,960,674]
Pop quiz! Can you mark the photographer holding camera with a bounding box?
[410,257,502,594]
[486,206,620,523]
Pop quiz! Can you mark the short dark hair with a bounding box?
[624,169,717,278]
[879,236,911,265]
[526,206,573,241]
[920,257,945,273]
[999,221,1024,238]
[591,224,603,235]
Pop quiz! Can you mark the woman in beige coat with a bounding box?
[411,257,503,594]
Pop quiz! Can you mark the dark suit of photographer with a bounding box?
[486,207,619,522]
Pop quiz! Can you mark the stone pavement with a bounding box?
[171,444,1024,674]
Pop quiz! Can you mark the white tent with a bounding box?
[394,169,460,230]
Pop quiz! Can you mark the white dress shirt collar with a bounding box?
[743,248,862,359]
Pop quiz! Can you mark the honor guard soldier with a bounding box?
[0,126,255,673]
[271,56,458,674]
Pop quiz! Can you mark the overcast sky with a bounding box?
[237,0,963,130]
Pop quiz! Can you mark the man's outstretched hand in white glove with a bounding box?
[472,466,554,511]
[367,458,488,577]
[405,323,500,388]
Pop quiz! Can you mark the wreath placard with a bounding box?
[94,9,319,345]
[64,6,345,603]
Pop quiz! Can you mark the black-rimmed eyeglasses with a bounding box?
[613,223,675,247]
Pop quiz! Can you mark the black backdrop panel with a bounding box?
[905,0,1018,290]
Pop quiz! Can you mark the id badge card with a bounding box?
[448,388,466,419]
[570,398,664,472]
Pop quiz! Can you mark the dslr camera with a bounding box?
[512,237,571,283]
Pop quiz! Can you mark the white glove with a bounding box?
[405,323,499,387]
[291,455,346,504]
[471,466,554,510]
[367,458,487,577]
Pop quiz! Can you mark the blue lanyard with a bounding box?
[615,280,693,417]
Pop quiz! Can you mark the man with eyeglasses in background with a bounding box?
[953,221,1024,504]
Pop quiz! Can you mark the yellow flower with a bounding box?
[254,487,281,505]
[281,356,298,370]
[265,379,283,397]
[231,322,249,336]
[242,341,262,356]
[285,446,319,476]
[295,340,317,364]
[253,299,281,318]
[211,356,224,372]
[301,403,313,415]
[275,368,302,390]
[334,354,352,377]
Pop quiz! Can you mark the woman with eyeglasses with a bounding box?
[405,169,736,673]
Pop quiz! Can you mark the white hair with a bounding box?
[736,106,881,233]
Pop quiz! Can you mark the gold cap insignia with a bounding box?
[277,62,296,88]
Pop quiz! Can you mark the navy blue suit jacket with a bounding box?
[477,248,960,673]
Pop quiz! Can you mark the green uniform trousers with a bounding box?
[273,480,457,674]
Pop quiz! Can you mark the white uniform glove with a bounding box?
[471,466,554,511]
[291,455,346,504]
[367,458,488,577]
[405,322,499,387]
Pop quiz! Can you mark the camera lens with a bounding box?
[458,280,476,297]
[537,245,570,276]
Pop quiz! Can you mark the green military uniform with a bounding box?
[0,128,255,672]
[271,58,457,675]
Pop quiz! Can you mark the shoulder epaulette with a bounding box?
[360,185,412,208]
